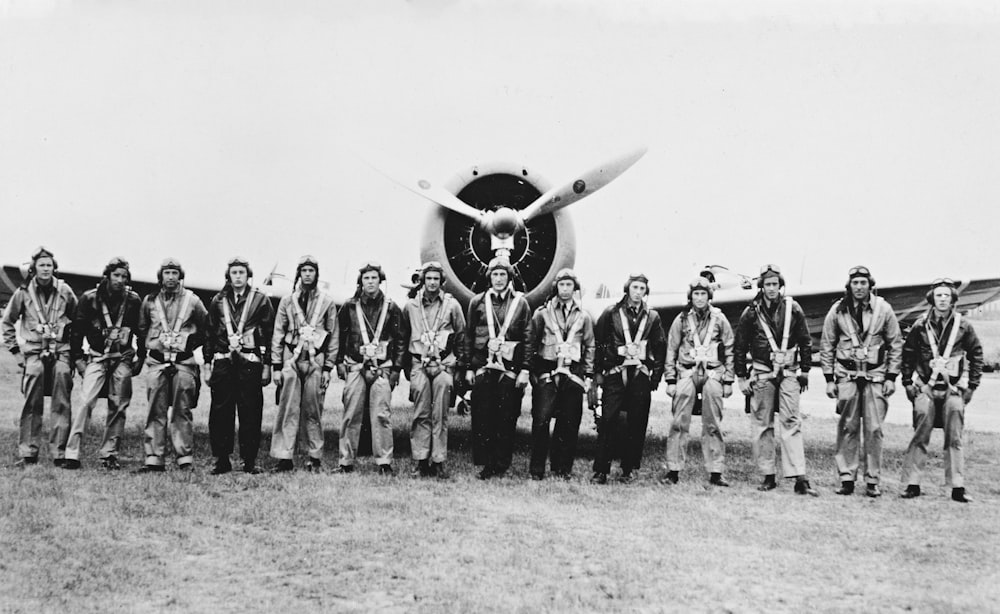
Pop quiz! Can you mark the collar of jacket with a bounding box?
[685,305,711,319]
[421,291,444,306]
[616,296,646,315]
[488,287,512,301]
[361,290,384,306]
[549,296,580,313]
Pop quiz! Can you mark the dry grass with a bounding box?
[1,350,998,613]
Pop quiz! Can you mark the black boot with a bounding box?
[709,472,730,487]
[952,487,971,503]
[758,474,777,491]
[794,477,819,497]
[661,470,679,485]
[411,459,430,477]
[211,458,232,475]
[900,485,921,499]
[835,480,855,496]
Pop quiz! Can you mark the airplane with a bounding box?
[3,146,1000,342]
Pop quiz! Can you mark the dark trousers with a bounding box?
[471,370,523,472]
[208,360,264,465]
[530,377,584,476]
[593,371,651,475]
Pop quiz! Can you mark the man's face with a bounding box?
[628,281,647,304]
[361,270,381,296]
[229,266,248,291]
[850,277,871,302]
[34,257,54,282]
[557,279,576,301]
[691,289,709,310]
[490,270,509,293]
[109,268,128,292]
[161,268,181,291]
[423,271,442,294]
[933,287,954,312]
[762,278,781,301]
[299,265,317,286]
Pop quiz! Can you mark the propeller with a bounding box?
[518,146,647,224]
[364,153,485,222]
[262,262,280,286]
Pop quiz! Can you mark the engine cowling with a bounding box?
[420,161,576,310]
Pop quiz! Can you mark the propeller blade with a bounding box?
[519,146,647,224]
[364,154,484,222]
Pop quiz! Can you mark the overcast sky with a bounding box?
[2,0,998,295]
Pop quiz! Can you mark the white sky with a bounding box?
[1,0,999,294]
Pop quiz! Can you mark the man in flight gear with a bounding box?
[900,279,983,503]
[820,265,902,497]
[270,255,338,472]
[734,264,818,496]
[334,262,405,475]
[204,257,275,475]
[400,261,466,479]
[464,256,532,480]
[590,273,660,484]
[2,247,78,467]
[137,258,208,472]
[66,257,143,470]
[663,277,735,486]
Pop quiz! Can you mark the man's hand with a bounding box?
[905,384,917,402]
[587,386,599,409]
[131,356,143,377]
[666,383,676,397]
[465,370,475,386]
[515,371,529,390]
[882,380,895,398]
[962,387,974,405]
[261,365,271,387]
[75,358,88,377]
[272,369,283,387]
[825,381,838,399]
[336,364,347,381]
[797,373,809,393]
[388,370,400,390]
[14,351,24,370]
[737,377,752,396]
[321,371,331,391]
[722,383,733,398]
[202,362,212,384]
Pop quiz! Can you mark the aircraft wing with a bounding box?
[588,277,1000,342]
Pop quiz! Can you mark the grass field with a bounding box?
[1,348,999,613]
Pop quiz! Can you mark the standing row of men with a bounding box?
[1,249,982,501]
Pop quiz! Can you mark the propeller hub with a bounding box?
[490,207,521,239]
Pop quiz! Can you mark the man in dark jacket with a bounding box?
[590,273,664,484]
[66,257,143,470]
[464,256,532,479]
[734,264,817,496]
[334,262,405,475]
[204,257,274,475]
[900,279,983,503]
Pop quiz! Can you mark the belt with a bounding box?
[837,358,883,371]
[213,351,261,363]
[150,350,193,363]
[678,366,720,381]
[475,366,516,379]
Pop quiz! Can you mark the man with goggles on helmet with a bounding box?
[270,255,338,473]
[137,257,208,472]
[662,277,735,487]
[65,257,143,470]
[464,257,532,480]
[734,264,818,496]
[2,247,78,467]
[204,257,275,475]
[399,261,466,479]
[820,265,903,497]
[899,279,983,503]
[590,273,664,484]
[333,262,405,476]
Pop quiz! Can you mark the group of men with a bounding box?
[1,248,982,503]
